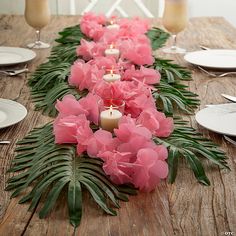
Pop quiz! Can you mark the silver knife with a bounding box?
[0,141,10,144]
[221,94,236,103]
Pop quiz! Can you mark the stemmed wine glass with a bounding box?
[162,0,188,54]
[24,0,51,49]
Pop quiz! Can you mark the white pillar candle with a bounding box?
[106,23,120,30]
[100,106,122,132]
[103,73,121,83]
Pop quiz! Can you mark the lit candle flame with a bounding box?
[110,66,114,76]
[110,20,114,25]
[109,105,113,116]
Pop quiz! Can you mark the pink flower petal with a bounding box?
[87,129,119,157]
[137,108,174,137]
[79,93,100,125]
[55,95,88,116]
[132,148,169,192]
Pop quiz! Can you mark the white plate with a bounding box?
[0,47,36,66]
[195,103,236,136]
[0,99,27,129]
[184,50,236,69]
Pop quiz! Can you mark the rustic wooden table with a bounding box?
[0,15,235,236]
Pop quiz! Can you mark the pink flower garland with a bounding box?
[53,13,174,192]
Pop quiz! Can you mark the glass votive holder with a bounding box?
[98,98,125,132]
[104,44,120,61]
[106,18,120,30]
[103,67,121,83]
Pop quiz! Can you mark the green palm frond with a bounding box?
[154,118,229,185]
[147,27,170,50]
[6,124,136,228]
[55,24,88,45]
[48,25,88,63]
[33,81,83,117]
[153,58,192,83]
[28,26,86,116]
[29,62,84,117]
[49,44,78,63]
[151,57,200,115]
[49,25,87,63]
[153,80,200,115]
[29,62,71,87]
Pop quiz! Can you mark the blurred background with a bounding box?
[0,0,235,26]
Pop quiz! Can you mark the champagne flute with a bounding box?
[162,0,188,54]
[24,0,51,49]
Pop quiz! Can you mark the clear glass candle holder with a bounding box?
[102,66,122,83]
[106,17,120,30]
[98,98,125,132]
[104,44,120,60]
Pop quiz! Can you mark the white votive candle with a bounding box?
[104,48,120,60]
[100,106,122,132]
[106,23,120,30]
[103,73,121,83]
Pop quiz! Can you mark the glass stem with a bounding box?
[171,34,177,49]
[35,30,41,45]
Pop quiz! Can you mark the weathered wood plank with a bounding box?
[0,16,235,236]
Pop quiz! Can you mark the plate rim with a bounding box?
[195,105,236,137]
[0,46,36,66]
[0,98,27,129]
[184,49,236,69]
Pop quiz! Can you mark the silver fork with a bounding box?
[224,135,236,146]
[198,66,236,77]
[0,67,29,76]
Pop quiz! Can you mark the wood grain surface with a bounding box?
[0,15,235,236]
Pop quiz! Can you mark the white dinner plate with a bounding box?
[0,47,36,66]
[0,99,27,129]
[184,50,236,69]
[195,103,236,136]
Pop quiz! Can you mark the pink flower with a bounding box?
[80,13,106,41]
[119,17,150,36]
[99,29,120,45]
[98,151,133,185]
[76,116,94,155]
[88,56,117,70]
[80,21,105,41]
[120,81,156,117]
[94,80,155,118]
[114,116,155,158]
[78,93,100,125]
[69,60,104,91]
[55,95,88,117]
[137,108,174,137]
[132,147,169,192]
[76,39,106,61]
[97,115,169,191]
[118,114,137,127]
[93,80,124,100]
[81,12,106,25]
[119,36,154,65]
[123,65,161,85]
[76,40,96,61]
[53,114,92,145]
[115,115,152,143]
[121,42,154,65]
[87,129,119,157]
